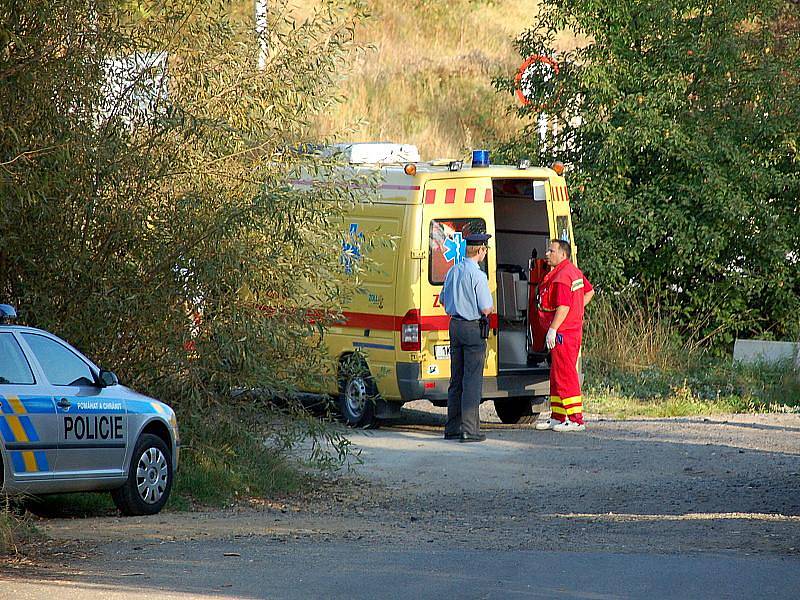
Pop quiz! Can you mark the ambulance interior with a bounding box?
[492,179,551,372]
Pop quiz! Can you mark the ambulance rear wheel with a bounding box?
[338,357,378,428]
[494,397,538,425]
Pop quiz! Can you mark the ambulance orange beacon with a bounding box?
[295,143,577,427]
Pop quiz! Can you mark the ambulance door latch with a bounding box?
[410,249,426,260]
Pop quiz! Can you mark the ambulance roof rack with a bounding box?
[323,142,420,165]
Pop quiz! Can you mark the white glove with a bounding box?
[545,328,557,350]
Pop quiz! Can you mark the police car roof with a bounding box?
[0,323,61,335]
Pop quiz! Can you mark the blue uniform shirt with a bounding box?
[440,259,492,321]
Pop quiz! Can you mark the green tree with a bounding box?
[497,0,800,346]
[0,0,369,411]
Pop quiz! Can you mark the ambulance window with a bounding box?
[556,215,570,243]
[429,218,487,285]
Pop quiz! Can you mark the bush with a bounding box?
[497,0,800,348]
[583,292,800,416]
[0,0,370,450]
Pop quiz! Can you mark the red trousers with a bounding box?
[549,330,583,424]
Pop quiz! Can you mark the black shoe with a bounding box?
[444,432,461,440]
[459,433,486,443]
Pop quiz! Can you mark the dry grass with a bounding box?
[582,292,800,418]
[227,1,592,158]
[307,0,540,158]
[584,292,695,375]
[1,499,38,556]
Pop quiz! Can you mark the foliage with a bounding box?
[496,0,800,347]
[587,358,800,418]
[172,406,310,506]
[589,354,800,405]
[582,284,800,417]
[0,0,371,434]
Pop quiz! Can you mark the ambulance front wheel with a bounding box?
[494,397,539,425]
[337,357,378,428]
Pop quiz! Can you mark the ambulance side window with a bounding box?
[429,218,487,285]
[556,215,570,243]
[21,333,95,387]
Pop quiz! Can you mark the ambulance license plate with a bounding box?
[434,345,451,360]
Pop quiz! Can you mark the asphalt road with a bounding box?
[3,541,800,599]
[2,406,799,599]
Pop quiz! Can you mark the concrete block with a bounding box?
[733,339,799,367]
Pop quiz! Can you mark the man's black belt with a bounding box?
[451,315,479,322]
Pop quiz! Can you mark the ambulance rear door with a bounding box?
[548,177,574,251]
[421,176,498,384]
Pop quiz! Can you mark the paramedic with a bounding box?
[440,233,493,443]
[535,239,594,432]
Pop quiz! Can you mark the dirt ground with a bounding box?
[8,402,800,567]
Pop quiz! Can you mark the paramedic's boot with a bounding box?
[552,419,586,432]
[534,417,561,431]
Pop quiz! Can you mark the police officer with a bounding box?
[439,233,493,442]
[534,239,594,432]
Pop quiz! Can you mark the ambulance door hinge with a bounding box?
[410,249,426,260]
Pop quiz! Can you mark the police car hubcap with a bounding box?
[344,378,366,417]
[136,447,168,504]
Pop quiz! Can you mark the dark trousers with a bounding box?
[445,318,486,437]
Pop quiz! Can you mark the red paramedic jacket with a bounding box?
[536,259,593,336]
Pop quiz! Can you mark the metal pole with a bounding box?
[255,0,268,70]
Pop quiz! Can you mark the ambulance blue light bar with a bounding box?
[472,149,490,167]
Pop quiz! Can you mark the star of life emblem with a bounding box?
[443,232,466,265]
[341,223,365,274]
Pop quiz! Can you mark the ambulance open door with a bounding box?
[420,177,498,383]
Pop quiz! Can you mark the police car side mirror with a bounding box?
[98,370,119,387]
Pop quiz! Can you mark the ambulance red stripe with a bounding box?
[464,188,476,204]
[289,179,420,191]
[425,189,436,204]
[383,184,421,190]
[339,312,499,333]
[444,188,456,204]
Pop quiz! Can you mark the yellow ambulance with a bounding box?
[300,143,576,427]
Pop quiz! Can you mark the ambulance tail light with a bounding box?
[400,309,421,352]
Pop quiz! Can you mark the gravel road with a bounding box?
[2,404,799,598]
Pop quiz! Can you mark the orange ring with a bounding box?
[515,55,560,108]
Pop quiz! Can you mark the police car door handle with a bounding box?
[58,397,71,409]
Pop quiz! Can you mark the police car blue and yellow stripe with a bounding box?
[0,394,50,473]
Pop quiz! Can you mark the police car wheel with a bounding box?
[111,433,173,516]
[338,360,377,428]
[494,397,538,425]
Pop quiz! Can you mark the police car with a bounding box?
[0,304,178,515]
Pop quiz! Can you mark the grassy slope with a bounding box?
[301,0,540,159]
